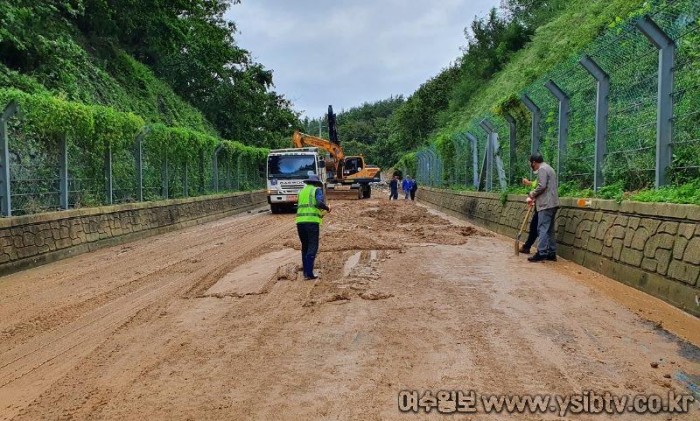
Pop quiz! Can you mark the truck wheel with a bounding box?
[362,185,371,199]
[270,203,283,214]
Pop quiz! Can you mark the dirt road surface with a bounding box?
[1,196,699,420]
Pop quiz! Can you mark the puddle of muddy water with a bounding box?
[674,371,700,400]
[205,248,297,297]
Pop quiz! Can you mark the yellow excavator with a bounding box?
[292,106,380,199]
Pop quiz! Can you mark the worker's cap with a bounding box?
[304,174,323,185]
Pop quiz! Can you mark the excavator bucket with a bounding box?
[326,186,362,200]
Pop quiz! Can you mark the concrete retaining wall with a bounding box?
[419,187,700,317]
[0,191,266,275]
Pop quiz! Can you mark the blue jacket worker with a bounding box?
[402,176,413,200]
[296,174,331,280]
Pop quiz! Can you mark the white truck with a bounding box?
[266,147,327,214]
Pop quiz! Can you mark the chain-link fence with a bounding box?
[0,101,267,217]
[408,0,699,194]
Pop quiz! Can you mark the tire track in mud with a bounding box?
[3,197,700,420]
[0,211,276,352]
[0,212,295,420]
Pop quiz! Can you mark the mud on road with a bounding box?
[1,196,699,420]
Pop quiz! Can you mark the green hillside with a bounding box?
[323,0,699,203]
[0,1,298,214]
[0,1,297,144]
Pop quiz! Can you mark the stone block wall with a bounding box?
[419,187,700,317]
[0,191,266,275]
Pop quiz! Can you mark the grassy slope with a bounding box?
[439,0,646,135]
[0,30,216,135]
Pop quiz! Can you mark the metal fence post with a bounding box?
[212,144,224,192]
[162,152,169,199]
[521,94,541,156]
[481,119,507,191]
[449,134,459,186]
[415,153,421,184]
[183,161,188,197]
[429,147,441,187]
[105,143,113,205]
[235,155,241,190]
[422,151,429,186]
[480,120,494,191]
[544,79,570,176]
[455,134,469,187]
[636,15,675,188]
[417,152,425,185]
[580,55,610,192]
[465,132,479,189]
[504,113,517,184]
[425,151,432,186]
[59,136,69,210]
[0,101,19,216]
[225,156,231,190]
[460,133,469,189]
[199,149,205,194]
[134,127,149,202]
[424,151,429,186]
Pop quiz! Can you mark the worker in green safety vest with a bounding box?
[296,174,331,280]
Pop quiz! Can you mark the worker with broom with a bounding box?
[526,153,559,262]
[519,177,538,254]
[296,174,331,280]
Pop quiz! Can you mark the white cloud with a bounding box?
[227,0,499,119]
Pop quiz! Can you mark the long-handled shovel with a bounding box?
[515,205,533,256]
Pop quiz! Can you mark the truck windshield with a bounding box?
[267,155,316,179]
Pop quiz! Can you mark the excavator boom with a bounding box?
[292,131,344,162]
[291,105,381,200]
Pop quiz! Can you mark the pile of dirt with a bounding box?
[269,198,488,307]
[323,200,488,250]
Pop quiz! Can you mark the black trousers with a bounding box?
[523,208,539,249]
[410,189,416,200]
[297,223,320,278]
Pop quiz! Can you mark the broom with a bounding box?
[515,205,533,256]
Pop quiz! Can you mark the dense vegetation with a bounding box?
[0,1,294,213]
[1,0,697,209]
[0,0,297,145]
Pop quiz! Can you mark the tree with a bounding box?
[74,0,299,146]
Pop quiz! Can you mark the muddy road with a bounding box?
[1,196,699,420]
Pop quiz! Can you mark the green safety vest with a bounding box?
[296,184,322,224]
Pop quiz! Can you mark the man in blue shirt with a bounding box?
[402,176,413,200]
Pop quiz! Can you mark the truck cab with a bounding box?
[266,147,326,213]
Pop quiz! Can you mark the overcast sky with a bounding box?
[226,0,499,120]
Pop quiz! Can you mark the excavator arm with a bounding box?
[292,130,345,161]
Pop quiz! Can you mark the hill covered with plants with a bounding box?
[0,0,298,146]
[311,0,699,203]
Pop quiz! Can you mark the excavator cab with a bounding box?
[290,105,380,200]
[343,157,363,176]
